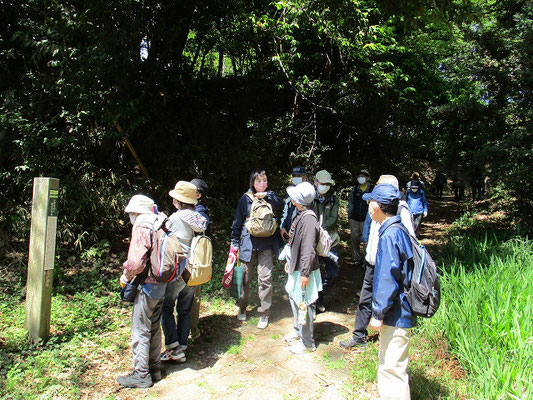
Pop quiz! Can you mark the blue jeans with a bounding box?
[161,278,195,349]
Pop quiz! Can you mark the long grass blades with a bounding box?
[424,234,533,399]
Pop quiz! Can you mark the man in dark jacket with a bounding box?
[348,169,374,266]
[280,166,308,241]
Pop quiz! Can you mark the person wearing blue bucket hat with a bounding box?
[362,183,416,400]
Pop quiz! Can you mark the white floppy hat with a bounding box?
[315,169,334,184]
[287,181,316,206]
[169,181,198,205]
[125,194,155,214]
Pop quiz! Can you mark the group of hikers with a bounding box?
[117,167,431,400]
[428,170,488,202]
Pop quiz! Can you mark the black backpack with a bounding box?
[392,223,441,318]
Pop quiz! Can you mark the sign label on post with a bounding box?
[26,177,60,343]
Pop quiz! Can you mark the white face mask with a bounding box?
[317,184,330,195]
[292,177,303,186]
[411,188,419,193]
[357,177,367,185]
[129,214,137,225]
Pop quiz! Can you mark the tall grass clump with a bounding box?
[425,230,532,399]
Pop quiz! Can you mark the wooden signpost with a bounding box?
[26,177,59,343]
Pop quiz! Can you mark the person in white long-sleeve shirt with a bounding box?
[340,175,415,349]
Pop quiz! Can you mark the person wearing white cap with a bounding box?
[117,194,167,388]
[283,182,322,353]
[348,169,374,267]
[313,169,340,312]
[160,181,207,364]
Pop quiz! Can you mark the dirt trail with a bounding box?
[116,194,467,400]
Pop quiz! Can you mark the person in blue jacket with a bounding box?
[363,183,415,400]
[405,180,428,233]
[340,175,415,350]
[230,170,283,329]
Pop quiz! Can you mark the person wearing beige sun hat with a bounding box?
[168,180,198,205]
[160,181,207,365]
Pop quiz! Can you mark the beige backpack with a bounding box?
[244,193,278,237]
[183,233,213,286]
[301,210,332,257]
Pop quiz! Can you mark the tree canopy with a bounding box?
[1,0,531,245]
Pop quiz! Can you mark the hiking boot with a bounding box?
[339,337,367,349]
[116,371,152,388]
[237,308,247,321]
[284,330,300,343]
[149,368,162,382]
[257,314,269,329]
[289,341,316,354]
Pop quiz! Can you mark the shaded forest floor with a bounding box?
[104,194,472,400]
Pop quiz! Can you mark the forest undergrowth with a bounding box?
[0,195,531,399]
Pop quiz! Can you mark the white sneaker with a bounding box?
[257,315,269,329]
[160,347,186,363]
[284,330,300,343]
[160,349,174,362]
[170,347,187,362]
[289,341,316,354]
[237,309,247,321]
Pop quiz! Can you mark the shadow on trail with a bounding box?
[314,321,349,344]
[163,314,242,375]
[410,369,451,400]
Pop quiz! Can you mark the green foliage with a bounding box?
[1,0,531,251]
[424,228,533,399]
[0,290,129,400]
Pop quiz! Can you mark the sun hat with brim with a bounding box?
[362,184,402,205]
[315,169,334,185]
[169,181,198,205]
[125,194,155,214]
[287,182,316,206]
[359,169,370,177]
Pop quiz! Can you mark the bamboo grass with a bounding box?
[426,235,532,399]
